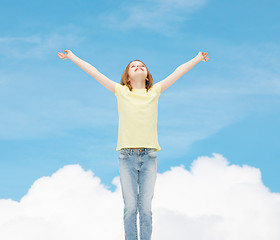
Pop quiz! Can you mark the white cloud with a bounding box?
[153,0,206,8]
[0,153,279,240]
[0,25,84,59]
[97,0,207,36]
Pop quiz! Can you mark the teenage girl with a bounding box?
[57,50,209,240]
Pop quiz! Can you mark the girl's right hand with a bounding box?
[57,49,74,59]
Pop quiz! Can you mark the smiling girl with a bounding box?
[57,50,209,240]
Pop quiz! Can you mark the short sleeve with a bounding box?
[152,82,161,95]
[114,83,122,96]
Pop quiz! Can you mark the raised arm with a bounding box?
[159,51,209,93]
[57,50,116,94]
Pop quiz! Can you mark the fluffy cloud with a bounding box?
[0,153,279,240]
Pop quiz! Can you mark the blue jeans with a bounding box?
[118,148,157,240]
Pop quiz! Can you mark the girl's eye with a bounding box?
[131,65,144,68]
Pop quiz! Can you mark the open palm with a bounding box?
[57,50,73,59]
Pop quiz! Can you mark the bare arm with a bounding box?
[159,51,209,93]
[57,50,116,94]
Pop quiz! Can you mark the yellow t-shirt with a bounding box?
[114,82,161,152]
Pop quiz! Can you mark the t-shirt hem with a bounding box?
[116,146,161,152]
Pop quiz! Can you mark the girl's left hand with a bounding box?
[197,51,209,62]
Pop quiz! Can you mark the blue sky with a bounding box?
[0,0,279,202]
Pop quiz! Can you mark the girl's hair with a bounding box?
[120,59,154,92]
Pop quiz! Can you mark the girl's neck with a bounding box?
[130,79,146,89]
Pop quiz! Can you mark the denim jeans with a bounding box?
[118,148,157,240]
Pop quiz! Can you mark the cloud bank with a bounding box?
[0,153,279,240]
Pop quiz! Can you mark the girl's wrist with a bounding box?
[195,54,202,62]
[68,53,76,60]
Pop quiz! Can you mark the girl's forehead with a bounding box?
[130,61,144,65]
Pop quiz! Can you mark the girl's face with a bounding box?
[128,61,148,82]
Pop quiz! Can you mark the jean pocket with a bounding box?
[119,149,130,159]
[147,148,157,158]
